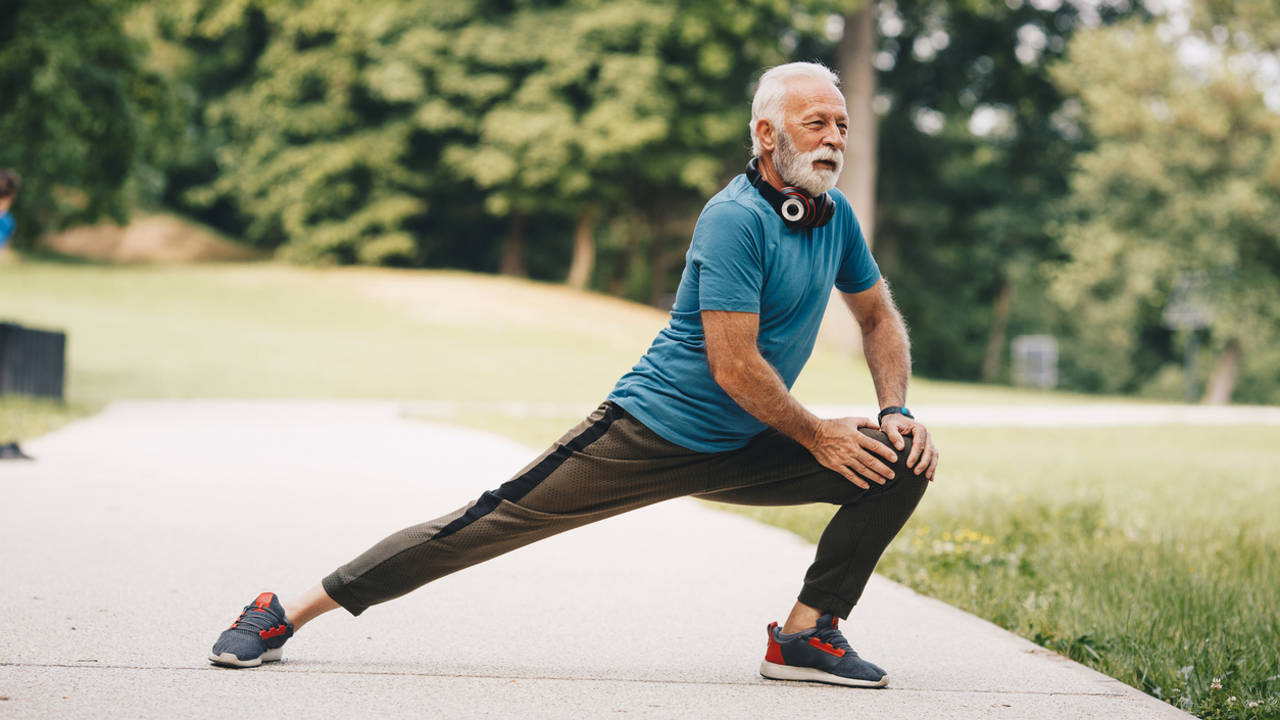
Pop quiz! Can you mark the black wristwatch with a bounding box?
[877,406,914,424]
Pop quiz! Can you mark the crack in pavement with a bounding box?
[0,661,1128,697]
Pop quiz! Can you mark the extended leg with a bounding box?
[321,403,708,616]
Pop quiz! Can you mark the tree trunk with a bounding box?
[837,3,878,247]
[566,206,596,290]
[608,218,641,297]
[648,212,695,308]
[648,233,669,307]
[498,211,527,277]
[981,279,1014,383]
[821,3,879,356]
[1201,337,1241,405]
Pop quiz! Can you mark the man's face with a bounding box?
[770,78,848,196]
[0,197,11,214]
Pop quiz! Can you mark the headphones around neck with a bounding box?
[745,158,835,230]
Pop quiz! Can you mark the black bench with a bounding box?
[0,322,66,400]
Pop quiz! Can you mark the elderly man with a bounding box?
[210,62,938,688]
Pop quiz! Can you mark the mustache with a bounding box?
[805,147,843,165]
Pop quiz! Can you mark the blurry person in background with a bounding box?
[0,169,19,255]
[208,62,938,689]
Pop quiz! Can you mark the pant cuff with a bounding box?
[322,572,368,617]
[797,585,855,620]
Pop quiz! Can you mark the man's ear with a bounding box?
[755,119,778,154]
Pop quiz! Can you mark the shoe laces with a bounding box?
[813,618,855,655]
[230,602,280,633]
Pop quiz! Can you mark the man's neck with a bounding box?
[755,153,788,193]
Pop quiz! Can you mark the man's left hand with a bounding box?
[879,414,939,481]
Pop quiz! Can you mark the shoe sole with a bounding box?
[208,647,284,668]
[759,660,889,688]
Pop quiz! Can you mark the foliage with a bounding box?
[784,0,1141,382]
[0,0,175,242]
[1048,22,1280,401]
[148,0,433,264]
[146,0,825,272]
[875,0,1141,382]
[1201,0,1280,51]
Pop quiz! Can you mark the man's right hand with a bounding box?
[806,417,899,489]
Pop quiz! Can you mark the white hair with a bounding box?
[749,62,841,157]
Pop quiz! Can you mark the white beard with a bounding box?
[774,128,843,196]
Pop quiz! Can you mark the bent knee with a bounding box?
[857,427,925,482]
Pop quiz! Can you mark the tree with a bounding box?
[836,4,877,241]
[0,0,173,243]
[150,0,448,265]
[1048,21,1280,403]
[1202,0,1280,50]
[813,0,1140,381]
[442,0,823,289]
[150,0,827,283]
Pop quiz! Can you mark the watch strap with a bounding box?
[878,406,914,423]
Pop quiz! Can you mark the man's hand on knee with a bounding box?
[879,414,939,481]
[805,417,900,489]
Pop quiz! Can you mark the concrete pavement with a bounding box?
[0,401,1191,719]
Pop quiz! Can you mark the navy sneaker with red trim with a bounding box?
[759,614,889,688]
[209,592,295,668]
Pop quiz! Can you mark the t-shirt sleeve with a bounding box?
[690,202,764,313]
[834,208,881,293]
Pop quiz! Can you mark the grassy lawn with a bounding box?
[0,395,91,444]
[0,260,1092,410]
[3,259,1277,719]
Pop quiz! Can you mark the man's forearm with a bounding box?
[861,305,911,410]
[714,351,820,448]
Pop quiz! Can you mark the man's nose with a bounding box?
[823,125,846,151]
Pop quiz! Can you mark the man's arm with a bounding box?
[841,279,939,479]
[702,309,899,489]
[840,279,909,410]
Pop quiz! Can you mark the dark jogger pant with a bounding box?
[322,401,929,619]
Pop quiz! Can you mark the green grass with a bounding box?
[0,395,93,443]
[0,260,1094,411]
[3,259,1277,719]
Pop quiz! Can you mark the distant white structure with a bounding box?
[1011,334,1058,389]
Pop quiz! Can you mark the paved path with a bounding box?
[1,401,1191,719]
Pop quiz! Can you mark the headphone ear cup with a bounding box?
[812,193,835,227]
[780,187,813,226]
[780,195,807,224]
[745,161,835,229]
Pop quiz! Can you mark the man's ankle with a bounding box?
[781,601,823,634]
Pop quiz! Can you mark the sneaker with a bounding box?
[759,614,889,688]
[209,592,295,668]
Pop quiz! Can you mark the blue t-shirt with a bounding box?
[0,212,13,250]
[608,174,880,452]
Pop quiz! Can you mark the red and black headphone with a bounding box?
[745,158,835,230]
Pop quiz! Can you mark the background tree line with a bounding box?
[3,0,1277,403]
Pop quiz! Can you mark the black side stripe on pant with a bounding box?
[427,403,625,542]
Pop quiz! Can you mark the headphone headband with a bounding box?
[745,158,834,230]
